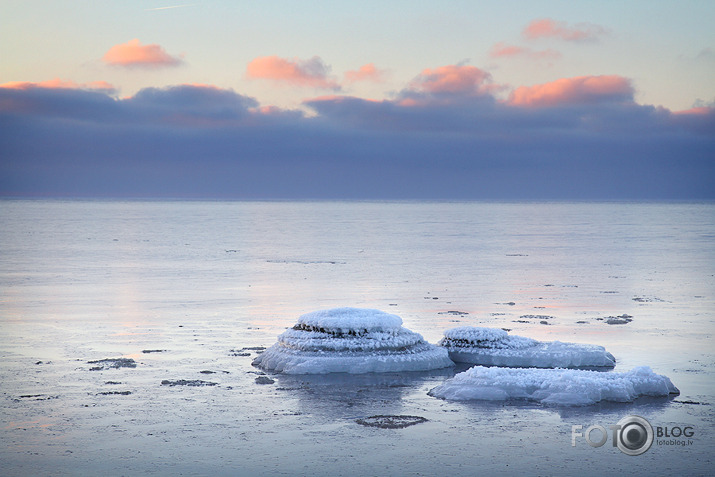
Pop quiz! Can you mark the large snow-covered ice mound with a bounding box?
[428,366,679,406]
[438,326,616,368]
[252,307,454,374]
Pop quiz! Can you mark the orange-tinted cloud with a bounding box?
[673,106,712,116]
[523,18,608,42]
[0,78,116,92]
[409,65,493,95]
[508,75,634,107]
[344,63,384,83]
[246,55,340,90]
[489,42,561,60]
[102,39,183,67]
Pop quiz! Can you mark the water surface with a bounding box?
[1,200,713,475]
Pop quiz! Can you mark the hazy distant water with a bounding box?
[1,200,713,475]
[3,200,713,340]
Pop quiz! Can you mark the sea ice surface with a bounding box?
[252,307,454,374]
[428,366,679,406]
[438,326,616,368]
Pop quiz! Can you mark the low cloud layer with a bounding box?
[0,79,116,93]
[1,66,713,200]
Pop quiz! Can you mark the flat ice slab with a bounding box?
[438,326,616,368]
[252,307,454,374]
[428,366,679,406]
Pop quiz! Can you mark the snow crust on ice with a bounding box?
[295,307,404,333]
[438,326,616,368]
[428,366,679,406]
[252,307,453,374]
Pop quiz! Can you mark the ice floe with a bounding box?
[428,366,679,405]
[437,326,616,368]
[252,307,454,374]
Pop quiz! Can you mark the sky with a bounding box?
[1,0,714,200]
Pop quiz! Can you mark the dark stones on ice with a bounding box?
[230,347,266,357]
[595,314,634,325]
[161,379,217,387]
[17,394,56,401]
[605,314,634,325]
[519,314,554,321]
[356,415,428,429]
[633,296,665,303]
[87,358,137,370]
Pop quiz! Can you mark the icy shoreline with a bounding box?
[2,201,713,476]
[0,316,703,477]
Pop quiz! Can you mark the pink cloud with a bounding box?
[344,63,384,83]
[523,18,608,42]
[102,39,183,67]
[0,78,116,92]
[673,106,713,116]
[508,75,634,107]
[246,55,340,90]
[409,65,494,95]
[489,42,561,60]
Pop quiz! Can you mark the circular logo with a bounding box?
[616,415,653,456]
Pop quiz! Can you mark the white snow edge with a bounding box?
[428,365,679,406]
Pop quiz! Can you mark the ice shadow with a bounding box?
[435,393,681,419]
[270,367,458,420]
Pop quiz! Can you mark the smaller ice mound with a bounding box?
[438,326,616,368]
[252,307,454,374]
[428,366,679,406]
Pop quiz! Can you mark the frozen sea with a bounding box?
[1,200,713,476]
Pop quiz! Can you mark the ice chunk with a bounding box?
[292,307,404,335]
[428,366,679,405]
[252,307,454,374]
[438,326,616,368]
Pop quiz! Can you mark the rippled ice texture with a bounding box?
[1,200,713,476]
